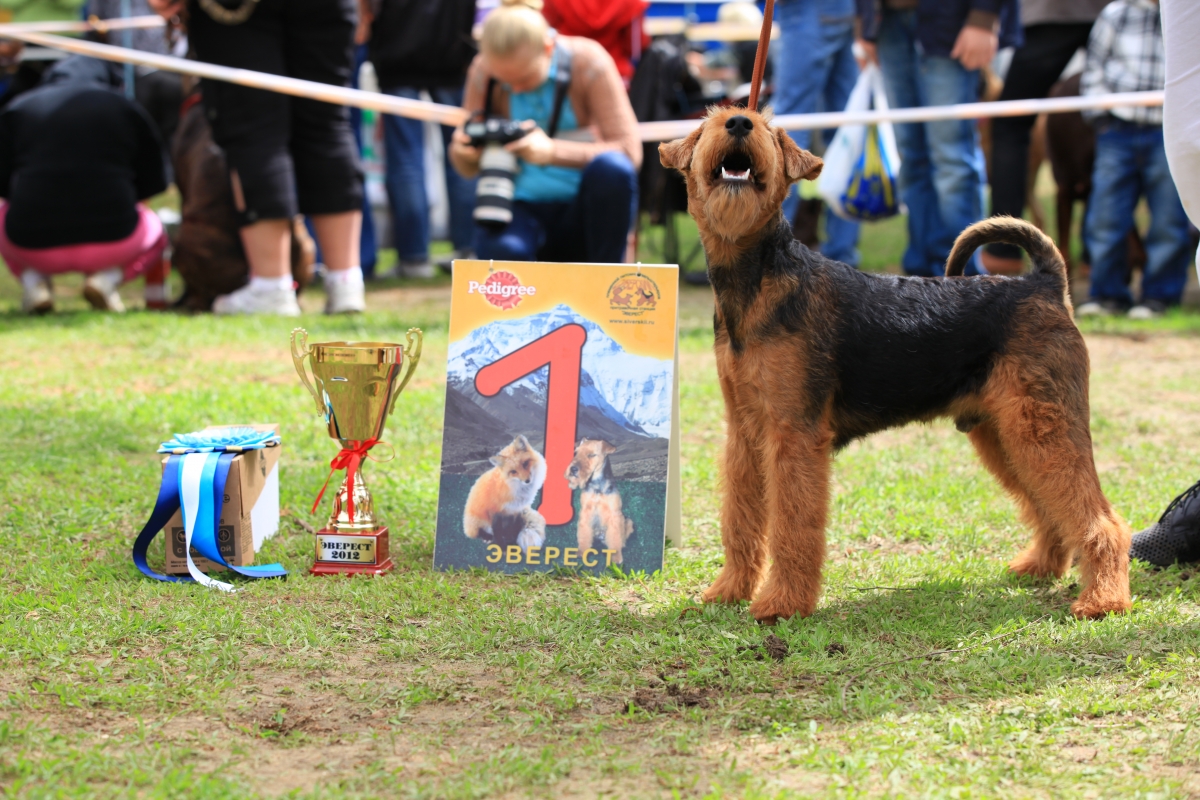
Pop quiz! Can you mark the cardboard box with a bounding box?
[164,424,281,575]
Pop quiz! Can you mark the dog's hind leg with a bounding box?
[968,420,1071,579]
[747,422,832,623]
[703,417,768,604]
[985,367,1131,619]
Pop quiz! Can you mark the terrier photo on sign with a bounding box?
[565,439,634,564]
[463,435,547,550]
[659,105,1132,623]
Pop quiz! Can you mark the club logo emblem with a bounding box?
[607,274,660,316]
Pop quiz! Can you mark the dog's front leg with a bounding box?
[703,411,768,604]
[747,422,832,623]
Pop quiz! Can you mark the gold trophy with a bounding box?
[290,328,423,576]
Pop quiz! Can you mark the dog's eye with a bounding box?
[522,461,530,470]
[508,469,517,476]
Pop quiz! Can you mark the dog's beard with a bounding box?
[698,148,777,240]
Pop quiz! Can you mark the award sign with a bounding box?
[433,260,681,575]
[291,328,422,576]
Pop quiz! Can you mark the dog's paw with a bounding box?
[701,569,758,604]
[748,587,815,625]
[1070,589,1132,620]
[516,527,545,550]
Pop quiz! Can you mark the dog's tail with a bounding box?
[944,216,1067,283]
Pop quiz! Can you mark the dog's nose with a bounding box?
[725,115,753,138]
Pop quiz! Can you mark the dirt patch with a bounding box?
[626,683,715,714]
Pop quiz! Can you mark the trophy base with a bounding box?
[309,526,394,577]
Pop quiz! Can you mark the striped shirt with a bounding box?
[1081,0,1165,125]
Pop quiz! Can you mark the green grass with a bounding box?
[4,217,1200,798]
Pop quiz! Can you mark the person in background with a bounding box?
[148,0,368,316]
[542,0,648,87]
[1129,0,1200,566]
[1076,0,1189,320]
[981,0,1109,275]
[448,0,641,264]
[773,0,861,268]
[369,0,477,277]
[0,57,167,313]
[857,0,1021,277]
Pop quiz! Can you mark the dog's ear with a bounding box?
[490,455,504,467]
[776,128,823,182]
[659,124,703,172]
[600,441,616,455]
[514,434,530,451]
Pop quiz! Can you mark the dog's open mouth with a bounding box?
[716,150,754,183]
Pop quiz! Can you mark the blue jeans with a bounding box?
[474,151,637,263]
[382,86,476,261]
[773,0,861,266]
[876,9,987,276]
[1085,121,1191,306]
[351,44,377,275]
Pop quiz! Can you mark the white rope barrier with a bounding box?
[0,22,1165,142]
[0,14,163,34]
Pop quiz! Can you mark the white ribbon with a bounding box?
[178,453,236,593]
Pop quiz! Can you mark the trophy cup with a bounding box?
[291,328,423,576]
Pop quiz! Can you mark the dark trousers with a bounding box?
[988,22,1093,259]
[188,0,363,223]
[474,152,637,264]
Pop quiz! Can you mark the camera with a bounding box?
[465,118,527,227]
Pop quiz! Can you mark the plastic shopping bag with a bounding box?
[817,64,902,222]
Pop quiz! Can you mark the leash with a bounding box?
[746,0,775,112]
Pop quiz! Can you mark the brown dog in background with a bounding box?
[659,106,1131,623]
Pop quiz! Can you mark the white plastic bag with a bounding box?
[817,64,903,222]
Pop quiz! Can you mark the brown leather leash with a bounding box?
[746,0,775,111]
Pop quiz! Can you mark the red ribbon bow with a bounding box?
[311,438,378,524]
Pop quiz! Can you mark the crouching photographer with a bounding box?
[448,0,641,264]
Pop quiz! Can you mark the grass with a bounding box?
[3,210,1200,798]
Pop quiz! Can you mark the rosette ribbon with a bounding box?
[132,427,287,591]
[310,438,379,523]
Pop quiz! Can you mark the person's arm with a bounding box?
[448,54,490,179]
[950,0,1001,72]
[1079,9,1115,99]
[531,41,641,170]
[145,0,183,19]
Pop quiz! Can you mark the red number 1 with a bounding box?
[474,324,586,525]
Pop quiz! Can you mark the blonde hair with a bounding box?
[481,0,549,59]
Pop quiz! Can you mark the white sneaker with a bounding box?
[212,283,301,316]
[20,269,52,314]
[325,278,365,314]
[83,267,125,312]
[394,259,435,279]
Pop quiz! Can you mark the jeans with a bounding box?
[382,86,476,262]
[351,44,377,275]
[474,151,637,263]
[876,8,987,276]
[1085,122,1191,306]
[773,0,861,266]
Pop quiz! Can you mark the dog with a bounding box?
[565,439,634,564]
[659,106,1132,623]
[463,435,548,550]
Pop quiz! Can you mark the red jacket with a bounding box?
[543,0,649,83]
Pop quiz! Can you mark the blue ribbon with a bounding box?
[132,430,287,587]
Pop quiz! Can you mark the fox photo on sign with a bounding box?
[433,260,680,575]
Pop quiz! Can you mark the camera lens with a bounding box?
[474,144,518,228]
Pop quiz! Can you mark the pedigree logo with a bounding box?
[468,271,536,310]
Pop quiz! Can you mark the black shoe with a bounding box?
[1130,478,1200,566]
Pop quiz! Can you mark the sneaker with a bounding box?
[324,278,365,314]
[1130,479,1200,566]
[1076,299,1129,317]
[20,269,53,314]
[82,267,125,312]
[392,258,435,279]
[212,283,301,316]
[1128,299,1169,320]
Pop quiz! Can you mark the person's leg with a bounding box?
[382,86,432,265]
[920,54,986,275]
[572,151,638,263]
[350,43,378,277]
[820,29,862,266]
[1138,126,1192,307]
[987,23,1095,268]
[474,203,544,261]
[1083,126,1140,308]
[433,86,478,255]
[772,0,825,225]
[876,9,941,276]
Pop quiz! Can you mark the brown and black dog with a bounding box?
[566,439,634,564]
[659,106,1131,623]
